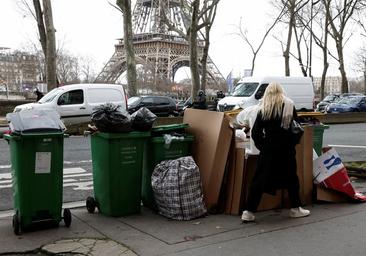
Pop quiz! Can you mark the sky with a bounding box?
[0,0,364,82]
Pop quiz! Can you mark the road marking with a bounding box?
[0,200,86,219]
[328,144,366,149]
[0,160,92,169]
[0,167,93,190]
[64,160,92,165]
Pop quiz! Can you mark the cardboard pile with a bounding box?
[183,109,314,214]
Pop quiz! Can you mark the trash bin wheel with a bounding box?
[86,196,96,213]
[63,208,72,227]
[12,210,21,235]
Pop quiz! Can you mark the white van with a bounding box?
[14,83,128,125]
[217,76,315,111]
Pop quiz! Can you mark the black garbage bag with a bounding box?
[91,103,132,133]
[131,107,157,131]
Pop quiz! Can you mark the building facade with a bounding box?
[0,50,39,92]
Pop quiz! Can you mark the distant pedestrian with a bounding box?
[192,90,207,110]
[241,82,310,222]
[34,88,44,101]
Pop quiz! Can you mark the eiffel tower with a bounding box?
[95,0,225,89]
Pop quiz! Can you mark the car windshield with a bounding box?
[337,97,361,105]
[231,83,259,97]
[127,96,141,106]
[323,95,337,102]
[38,88,63,103]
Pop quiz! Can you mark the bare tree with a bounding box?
[19,0,57,90]
[273,0,309,76]
[56,50,80,84]
[198,0,220,92]
[42,0,57,89]
[234,7,285,76]
[322,0,364,93]
[353,47,366,94]
[116,0,137,97]
[80,56,97,83]
[163,0,220,98]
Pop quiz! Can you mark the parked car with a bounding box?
[326,96,366,113]
[316,94,341,112]
[13,83,128,126]
[340,92,364,98]
[127,95,178,117]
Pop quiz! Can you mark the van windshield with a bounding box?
[38,88,63,103]
[231,83,259,97]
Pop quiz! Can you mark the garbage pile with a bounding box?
[90,103,157,133]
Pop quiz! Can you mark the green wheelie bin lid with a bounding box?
[151,123,189,136]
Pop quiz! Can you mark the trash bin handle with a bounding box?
[3,134,20,141]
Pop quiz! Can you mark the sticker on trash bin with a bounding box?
[35,152,51,174]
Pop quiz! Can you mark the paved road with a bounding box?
[323,123,366,162]
[0,123,365,211]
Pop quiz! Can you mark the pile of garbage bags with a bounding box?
[91,103,157,133]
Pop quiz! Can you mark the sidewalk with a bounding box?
[1,202,366,256]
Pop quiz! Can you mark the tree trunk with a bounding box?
[117,0,137,96]
[364,58,366,94]
[320,12,329,100]
[284,1,295,76]
[336,40,348,93]
[190,0,200,99]
[364,69,366,95]
[33,0,47,56]
[200,28,210,92]
[42,0,57,90]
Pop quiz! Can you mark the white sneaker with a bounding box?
[241,210,255,222]
[289,207,310,218]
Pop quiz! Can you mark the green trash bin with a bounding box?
[312,124,330,156]
[5,132,71,235]
[86,131,150,217]
[142,124,194,210]
[5,109,71,235]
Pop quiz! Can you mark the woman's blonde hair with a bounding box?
[260,82,285,120]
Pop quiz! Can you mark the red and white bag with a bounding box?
[313,148,366,201]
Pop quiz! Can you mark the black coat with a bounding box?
[251,107,300,195]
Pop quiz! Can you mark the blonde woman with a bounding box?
[241,82,310,222]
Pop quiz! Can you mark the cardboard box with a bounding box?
[316,185,349,202]
[183,109,233,212]
[224,138,246,215]
[242,126,314,211]
[241,154,283,212]
[283,126,314,207]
